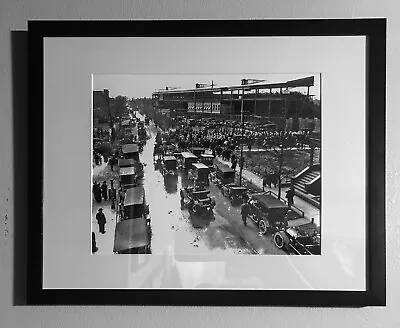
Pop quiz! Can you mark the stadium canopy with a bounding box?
[153,76,315,95]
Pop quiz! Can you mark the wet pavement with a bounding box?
[141,123,264,256]
[214,156,320,227]
[92,115,288,256]
[91,159,119,254]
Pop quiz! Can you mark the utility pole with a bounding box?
[277,145,284,199]
[239,87,245,186]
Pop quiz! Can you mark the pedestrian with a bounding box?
[262,176,268,191]
[272,172,278,188]
[285,186,295,207]
[92,232,98,253]
[118,188,125,205]
[231,158,237,171]
[109,155,114,172]
[94,182,102,203]
[180,188,185,208]
[240,201,249,226]
[101,181,108,201]
[94,153,100,165]
[109,180,116,210]
[96,208,107,234]
[92,181,97,196]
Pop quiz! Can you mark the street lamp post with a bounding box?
[239,87,245,186]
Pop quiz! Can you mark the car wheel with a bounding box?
[274,231,289,249]
[258,220,268,235]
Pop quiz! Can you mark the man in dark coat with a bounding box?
[109,180,116,210]
[94,182,102,203]
[271,172,278,188]
[96,208,106,234]
[285,186,295,207]
[101,181,108,201]
[109,155,114,172]
[92,181,97,196]
[231,158,237,171]
[240,202,250,226]
[92,232,98,253]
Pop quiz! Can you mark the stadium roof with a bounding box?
[153,76,314,95]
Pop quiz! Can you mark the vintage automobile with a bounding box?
[246,193,291,235]
[173,152,182,161]
[118,158,135,168]
[190,147,205,157]
[162,155,178,175]
[200,154,215,170]
[181,152,198,170]
[138,127,147,141]
[190,163,210,187]
[121,119,132,134]
[121,185,149,221]
[113,217,151,254]
[221,184,249,206]
[181,186,216,216]
[122,143,140,161]
[119,166,143,190]
[273,225,321,255]
[214,163,235,186]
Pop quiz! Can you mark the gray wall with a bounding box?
[0,1,398,327]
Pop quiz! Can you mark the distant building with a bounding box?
[93,89,110,124]
[152,76,320,130]
[93,89,109,110]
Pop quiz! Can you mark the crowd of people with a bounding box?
[153,117,314,172]
[92,180,117,208]
[156,117,312,151]
[93,127,111,141]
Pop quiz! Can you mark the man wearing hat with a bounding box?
[101,181,108,201]
[96,208,107,234]
[108,179,116,210]
[285,186,295,207]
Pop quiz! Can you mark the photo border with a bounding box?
[27,19,386,307]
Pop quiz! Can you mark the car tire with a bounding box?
[274,231,290,249]
[258,219,269,235]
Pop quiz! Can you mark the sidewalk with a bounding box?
[215,157,320,227]
[92,157,119,254]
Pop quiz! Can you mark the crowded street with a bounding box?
[92,111,320,256]
[92,75,321,256]
[92,112,289,256]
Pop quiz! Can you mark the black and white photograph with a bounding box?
[39,29,373,294]
[91,73,321,256]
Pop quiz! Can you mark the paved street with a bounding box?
[92,115,292,255]
[214,156,320,227]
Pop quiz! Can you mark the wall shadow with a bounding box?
[11,31,28,305]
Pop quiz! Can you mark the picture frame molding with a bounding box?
[27,18,386,307]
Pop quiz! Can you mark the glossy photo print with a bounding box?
[91,73,322,257]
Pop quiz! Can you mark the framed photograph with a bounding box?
[28,19,386,306]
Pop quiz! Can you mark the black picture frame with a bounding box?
[27,19,386,307]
